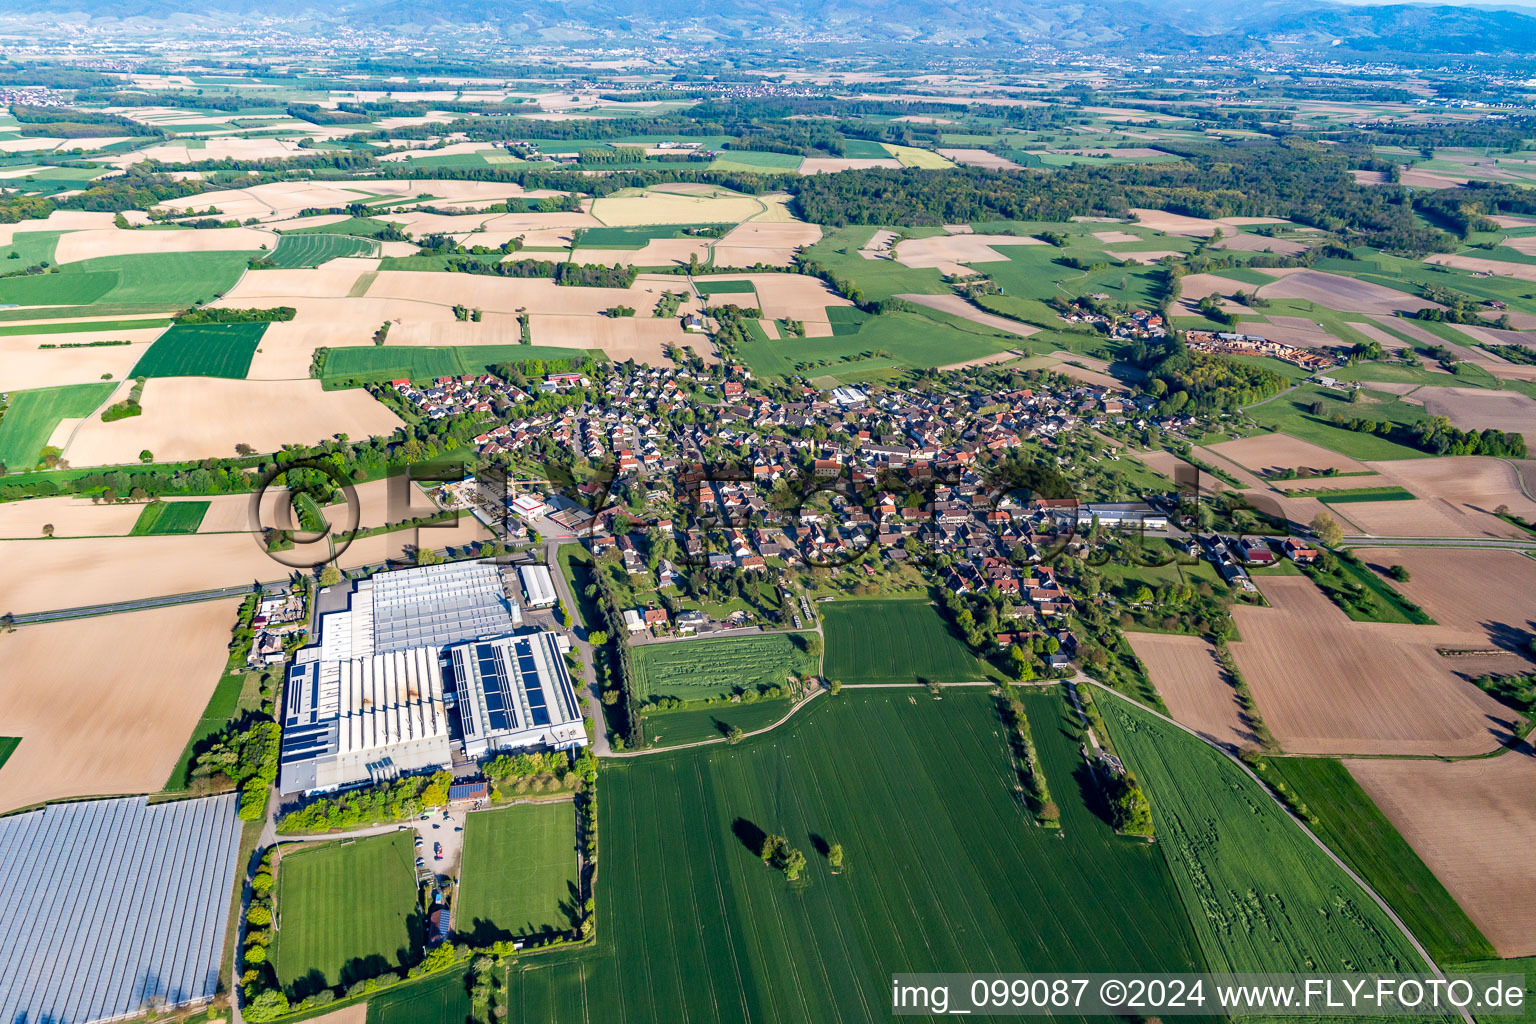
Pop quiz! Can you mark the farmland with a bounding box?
[317,344,599,386]
[0,252,252,317]
[0,737,18,772]
[0,382,115,470]
[455,801,579,944]
[1260,757,1495,963]
[504,689,1211,1022]
[274,832,420,996]
[822,598,988,684]
[131,322,267,379]
[365,968,471,1024]
[630,632,819,703]
[1097,692,1439,978]
[269,233,376,268]
[129,499,210,535]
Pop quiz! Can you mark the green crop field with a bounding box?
[319,344,600,385]
[0,251,251,314]
[0,229,63,265]
[285,216,398,238]
[822,598,988,684]
[504,689,1212,1022]
[0,737,17,772]
[1098,694,1443,980]
[1247,386,1432,461]
[131,322,266,378]
[693,278,758,297]
[0,382,115,470]
[269,232,376,268]
[0,317,171,337]
[274,832,420,997]
[0,269,117,306]
[455,801,579,944]
[640,698,795,747]
[576,224,726,248]
[365,966,471,1024]
[631,632,819,702]
[1262,757,1495,963]
[129,499,210,535]
[738,307,1017,381]
[708,150,804,173]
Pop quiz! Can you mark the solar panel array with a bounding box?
[0,793,241,1024]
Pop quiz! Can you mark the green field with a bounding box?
[1262,757,1495,963]
[131,321,266,378]
[365,966,471,1024]
[708,151,804,173]
[455,801,580,944]
[631,632,819,703]
[0,382,116,469]
[162,671,247,792]
[640,698,796,747]
[0,251,251,312]
[693,278,758,298]
[576,224,725,248]
[0,316,171,337]
[0,229,63,265]
[129,499,210,535]
[1247,387,1431,461]
[504,689,1211,1022]
[1098,693,1441,979]
[0,737,17,772]
[1316,487,1419,503]
[274,832,420,997]
[285,216,399,238]
[821,597,988,684]
[738,307,1018,381]
[269,232,376,268]
[319,344,600,385]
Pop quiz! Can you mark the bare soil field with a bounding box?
[1208,433,1373,476]
[1256,270,1439,315]
[589,191,764,226]
[857,229,900,259]
[1092,230,1143,244]
[64,378,403,466]
[894,293,1038,338]
[1050,361,1127,391]
[0,600,243,813]
[1426,252,1536,283]
[0,495,145,538]
[52,226,275,265]
[1213,233,1309,256]
[1230,575,1517,756]
[0,210,120,244]
[1416,387,1536,445]
[299,1004,369,1024]
[1342,320,1414,352]
[1246,320,1348,349]
[1127,632,1259,750]
[1105,250,1184,264]
[161,180,540,222]
[1363,456,1536,537]
[799,158,901,173]
[530,314,705,363]
[1129,209,1289,236]
[894,233,1046,269]
[1340,498,1518,540]
[1172,273,1252,315]
[695,273,852,320]
[365,270,705,319]
[1349,753,1536,957]
[241,298,462,379]
[712,220,821,266]
[122,137,308,166]
[1353,547,1536,645]
[1492,215,1536,228]
[937,148,1021,170]
[221,260,378,302]
[0,329,162,392]
[935,350,1027,371]
[570,239,711,267]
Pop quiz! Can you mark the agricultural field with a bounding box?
[455,801,579,944]
[318,344,599,385]
[630,632,819,703]
[274,832,420,996]
[269,232,377,268]
[0,251,251,317]
[638,698,796,748]
[505,689,1211,1022]
[1125,632,1258,751]
[364,967,470,1024]
[821,598,988,684]
[129,498,210,535]
[1097,692,1440,978]
[131,321,268,379]
[0,737,17,773]
[1261,757,1495,963]
[0,381,115,470]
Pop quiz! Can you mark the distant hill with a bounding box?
[7,0,1536,54]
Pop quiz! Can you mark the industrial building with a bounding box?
[280,560,585,796]
[0,793,242,1024]
[519,564,557,608]
[445,632,586,758]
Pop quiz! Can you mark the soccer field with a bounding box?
[821,597,988,684]
[503,689,1211,1022]
[274,832,419,996]
[131,322,267,378]
[454,801,579,944]
[0,382,116,470]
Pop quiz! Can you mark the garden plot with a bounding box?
[0,599,242,812]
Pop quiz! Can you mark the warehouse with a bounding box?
[519,564,558,609]
[446,632,587,758]
[0,793,242,1024]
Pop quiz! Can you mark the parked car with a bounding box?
[433,842,443,861]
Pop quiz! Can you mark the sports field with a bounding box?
[129,499,210,535]
[1262,756,1495,963]
[131,322,267,378]
[821,598,987,684]
[0,382,115,469]
[318,344,600,385]
[455,801,579,944]
[630,632,819,702]
[1097,693,1440,978]
[274,832,420,996]
[269,233,376,268]
[504,689,1210,1022]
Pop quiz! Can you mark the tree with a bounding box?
[1310,511,1344,548]
[318,564,342,587]
[803,634,823,658]
[415,545,442,566]
[586,630,608,647]
[244,990,290,1022]
[41,523,53,538]
[827,843,844,871]
[138,449,154,464]
[1388,564,1411,582]
[727,725,744,744]
[760,833,787,863]
[828,679,842,695]
[782,847,807,881]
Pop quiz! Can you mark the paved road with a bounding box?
[542,539,612,757]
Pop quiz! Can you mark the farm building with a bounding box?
[280,646,454,794]
[0,793,242,1024]
[519,564,558,608]
[446,631,587,759]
